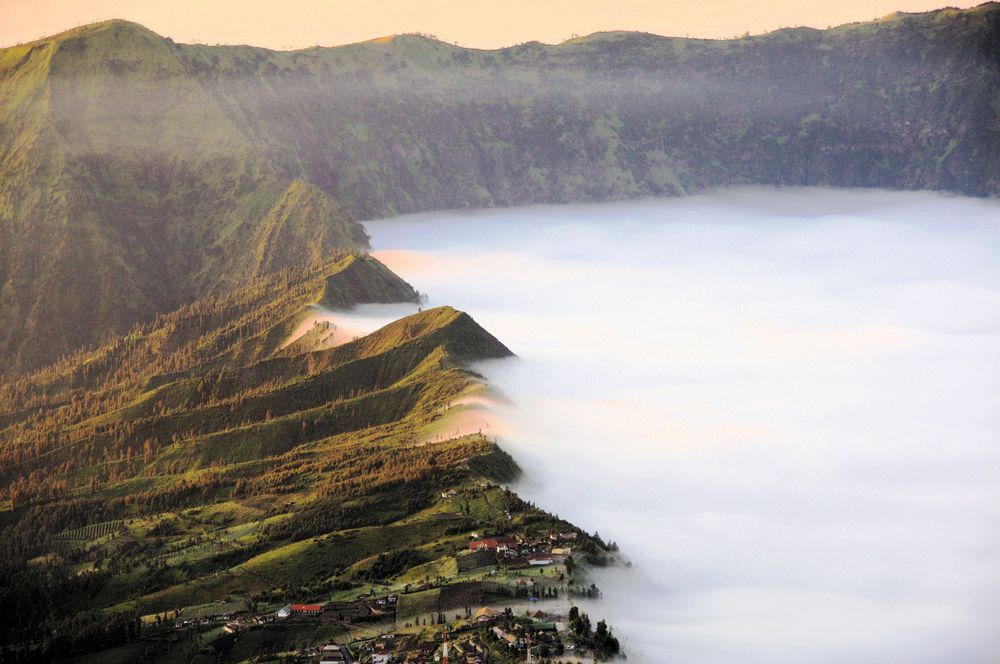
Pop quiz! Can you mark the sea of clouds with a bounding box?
[355,187,1000,663]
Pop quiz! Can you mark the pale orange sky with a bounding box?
[0,0,981,49]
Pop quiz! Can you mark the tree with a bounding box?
[593,618,620,659]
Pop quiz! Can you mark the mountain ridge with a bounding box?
[15,4,998,52]
[2,3,998,375]
[0,260,550,660]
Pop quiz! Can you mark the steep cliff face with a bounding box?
[1,5,998,373]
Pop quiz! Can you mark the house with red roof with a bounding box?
[469,536,517,552]
[292,603,323,614]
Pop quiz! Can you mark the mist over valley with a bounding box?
[365,188,1000,662]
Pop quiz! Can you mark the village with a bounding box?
[158,526,621,663]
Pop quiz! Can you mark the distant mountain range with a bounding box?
[1,3,998,374]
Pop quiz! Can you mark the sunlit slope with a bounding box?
[0,261,525,645]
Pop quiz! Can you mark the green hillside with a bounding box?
[0,23,372,375]
[2,4,999,374]
[0,259,586,661]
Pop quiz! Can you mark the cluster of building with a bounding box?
[220,606,585,664]
[269,596,397,622]
[165,524,598,662]
[382,607,575,663]
[262,642,354,663]
[276,603,324,619]
[462,530,576,571]
[317,643,352,664]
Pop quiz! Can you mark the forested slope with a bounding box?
[0,257,525,658]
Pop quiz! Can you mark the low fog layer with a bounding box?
[283,303,421,349]
[361,188,1000,663]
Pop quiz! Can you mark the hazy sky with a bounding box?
[0,0,981,49]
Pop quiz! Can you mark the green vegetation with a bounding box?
[2,5,999,373]
[569,605,621,659]
[356,549,428,582]
[396,588,442,619]
[1,5,995,659]
[0,256,523,660]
